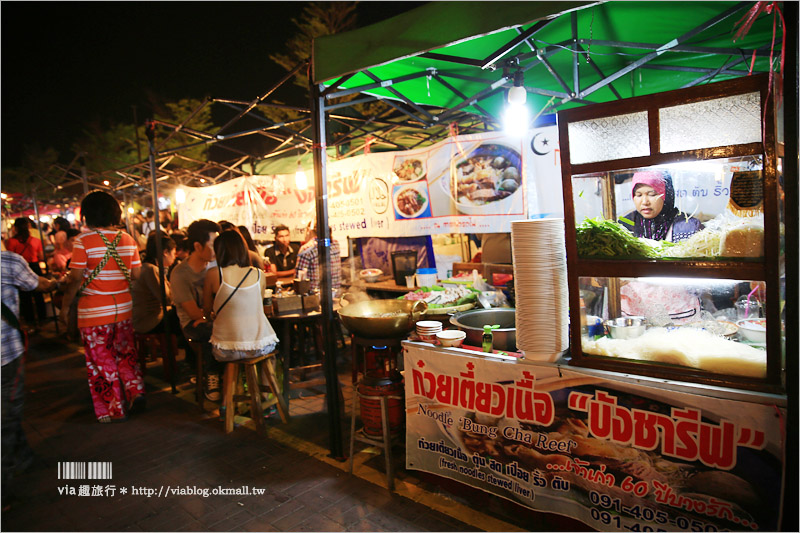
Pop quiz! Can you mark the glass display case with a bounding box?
[557,74,784,391]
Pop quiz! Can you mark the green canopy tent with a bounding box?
[313,1,780,124]
[306,1,792,461]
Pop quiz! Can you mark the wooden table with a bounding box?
[265,274,295,289]
[266,306,344,405]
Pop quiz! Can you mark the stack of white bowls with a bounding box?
[416,320,442,343]
[511,218,569,361]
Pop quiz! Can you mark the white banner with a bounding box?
[178,127,563,241]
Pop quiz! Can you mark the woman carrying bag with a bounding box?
[63,191,142,423]
[203,230,278,362]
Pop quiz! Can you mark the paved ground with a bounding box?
[1,320,589,532]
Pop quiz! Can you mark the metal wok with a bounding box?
[338,296,427,339]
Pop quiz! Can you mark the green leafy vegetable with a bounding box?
[576,217,662,259]
[618,216,634,225]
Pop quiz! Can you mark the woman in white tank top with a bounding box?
[203,230,278,361]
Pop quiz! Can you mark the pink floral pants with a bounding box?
[80,319,143,421]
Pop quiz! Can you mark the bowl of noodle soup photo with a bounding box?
[442,142,523,215]
[393,182,430,219]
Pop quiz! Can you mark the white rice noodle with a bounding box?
[583,328,766,378]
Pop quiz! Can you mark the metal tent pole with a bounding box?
[80,154,89,196]
[145,120,177,394]
[311,76,344,460]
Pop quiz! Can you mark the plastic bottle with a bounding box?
[275,281,283,297]
[482,324,500,352]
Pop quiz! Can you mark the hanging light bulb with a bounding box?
[295,161,308,191]
[127,206,135,214]
[504,69,528,137]
[507,70,527,107]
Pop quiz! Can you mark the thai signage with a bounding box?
[404,343,784,532]
[177,127,564,240]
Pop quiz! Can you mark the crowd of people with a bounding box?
[2,193,343,419]
[0,191,351,507]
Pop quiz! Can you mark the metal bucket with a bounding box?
[450,308,517,351]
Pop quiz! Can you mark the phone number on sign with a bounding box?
[589,491,730,532]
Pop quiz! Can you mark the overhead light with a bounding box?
[295,161,308,191]
[41,215,51,223]
[199,178,206,183]
[175,188,185,205]
[103,180,110,186]
[503,101,529,137]
[507,70,527,107]
[504,69,528,136]
[67,213,76,222]
[127,207,134,214]
[0,193,6,199]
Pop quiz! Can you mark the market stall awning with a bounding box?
[312,1,594,83]
[313,1,780,121]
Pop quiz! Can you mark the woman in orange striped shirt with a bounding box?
[64,191,142,423]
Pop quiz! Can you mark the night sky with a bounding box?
[1,1,426,170]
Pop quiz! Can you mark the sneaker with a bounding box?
[204,373,221,402]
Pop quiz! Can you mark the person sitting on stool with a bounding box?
[169,219,223,401]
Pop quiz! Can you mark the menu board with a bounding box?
[404,343,785,532]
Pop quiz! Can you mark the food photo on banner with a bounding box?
[403,345,783,532]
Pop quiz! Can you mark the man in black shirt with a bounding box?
[264,225,299,277]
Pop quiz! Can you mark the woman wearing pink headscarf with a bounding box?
[619,170,704,323]
[619,170,702,242]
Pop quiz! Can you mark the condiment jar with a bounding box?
[482,324,500,352]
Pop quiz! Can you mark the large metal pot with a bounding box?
[338,296,427,339]
[450,308,517,351]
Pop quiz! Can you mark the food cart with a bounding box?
[402,71,789,531]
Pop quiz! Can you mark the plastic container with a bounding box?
[416,267,438,288]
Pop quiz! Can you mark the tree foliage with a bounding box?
[151,97,215,166]
[2,144,61,193]
[261,2,362,127]
[264,1,391,151]
[72,121,141,173]
[269,2,359,90]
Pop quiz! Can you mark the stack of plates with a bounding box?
[416,320,443,342]
[511,218,569,361]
